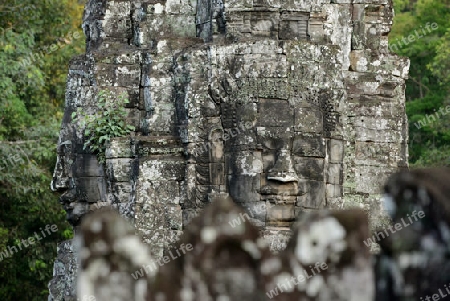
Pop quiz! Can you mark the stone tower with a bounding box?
[48,0,409,299]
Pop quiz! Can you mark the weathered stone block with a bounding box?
[266,202,296,227]
[326,183,343,198]
[294,157,324,181]
[328,139,344,163]
[355,165,396,194]
[75,177,107,203]
[355,116,404,143]
[141,180,181,205]
[326,163,343,185]
[294,106,323,133]
[355,141,402,167]
[228,174,261,203]
[106,158,132,182]
[257,78,290,99]
[347,95,404,117]
[256,126,294,145]
[228,151,263,175]
[140,160,186,181]
[209,163,225,185]
[309,14,325,42]
[141,102,176,134]
[137,136,184,157]
[141,14,196,39]
[105,137,134,159]
[292,134,325,157]
[74,154,104,177]
[227,10,280,38]
[260,175,299,195]
[296,180,325,208]
[279,11,309,40]
[166,204,183,230]
[94,64,140,88]
[112,182,133,202]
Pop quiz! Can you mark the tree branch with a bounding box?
[409,76,430,94]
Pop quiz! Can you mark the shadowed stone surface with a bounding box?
[48,240,78,301]
[376,168,450,300]
[49,0,410,299]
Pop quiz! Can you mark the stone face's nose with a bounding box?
[267,149,298,183]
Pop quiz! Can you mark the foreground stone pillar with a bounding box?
[77,196,373,301]
[376,168,450,300]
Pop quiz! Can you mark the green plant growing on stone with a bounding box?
[72,90,135,164]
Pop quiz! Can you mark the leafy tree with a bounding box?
[73,90,136,164]
[0,0,85,299]
[429,29,450,86]
[391,0,450,167]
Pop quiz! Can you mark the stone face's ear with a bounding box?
[76,208,154,301]
[261,209,373,301]
[151,195,271,301]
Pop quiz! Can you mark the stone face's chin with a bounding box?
[65,210,79,226]
[66,202,89,226]
[61,198,90,227]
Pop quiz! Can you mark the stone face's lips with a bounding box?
[260,182,304,197]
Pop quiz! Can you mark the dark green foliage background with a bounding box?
[0,0,85,299]
[390,0,450,167]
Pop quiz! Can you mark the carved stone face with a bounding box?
[204,49,345,230]
[51,134,106,226]
[223,95,335,229]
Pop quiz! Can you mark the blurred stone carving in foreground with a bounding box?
[75,168,450,301]
[76,195,373,300]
